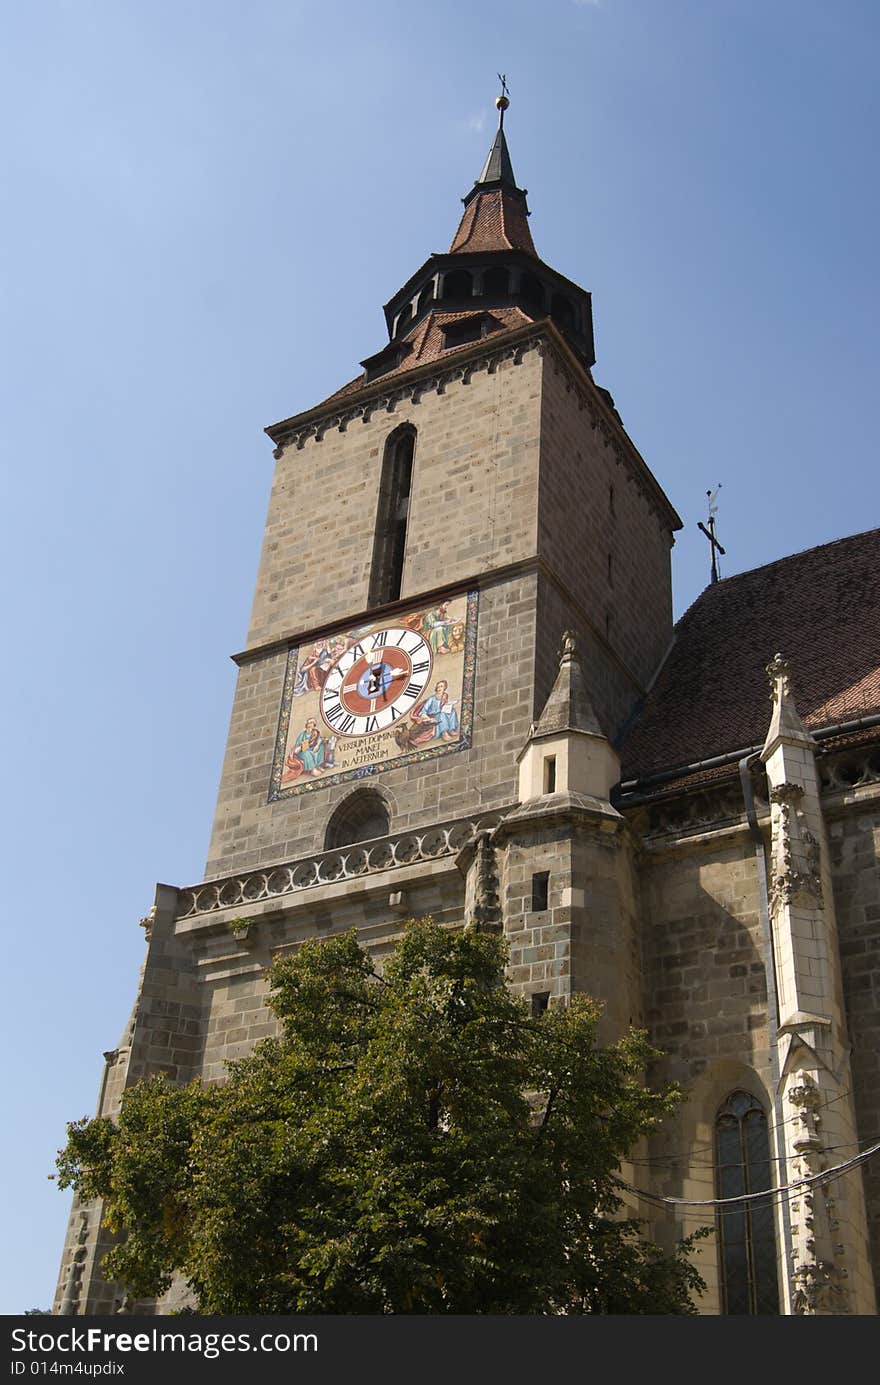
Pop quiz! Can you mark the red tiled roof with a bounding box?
[619,528,880,782]
[319,308,534,405]
[449,189,536,256]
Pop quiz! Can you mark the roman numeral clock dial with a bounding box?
[320,628,433,736]
[271,589,476,799]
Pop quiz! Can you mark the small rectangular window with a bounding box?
[531,871,549,912]
[442,315,486,350]
[543,756,556,794]
[531,991,550,1017]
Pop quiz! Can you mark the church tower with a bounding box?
[55,95,879,1316]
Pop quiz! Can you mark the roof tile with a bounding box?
[620,528,880,781]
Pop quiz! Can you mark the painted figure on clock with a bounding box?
[270,591,478,799]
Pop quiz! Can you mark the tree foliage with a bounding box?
[58,921,705,1313]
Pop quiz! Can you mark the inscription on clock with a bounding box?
[269,591,478,800]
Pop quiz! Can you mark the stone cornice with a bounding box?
[492,791,623,842]
[264,320,545,449]
[231,553,652,702]
[263,319,681,536]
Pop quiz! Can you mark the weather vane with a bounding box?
[496,73,510,127]
[698,485,726,584]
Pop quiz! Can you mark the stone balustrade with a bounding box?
[175,810,510,921]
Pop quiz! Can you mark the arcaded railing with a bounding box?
[175,810,509,921]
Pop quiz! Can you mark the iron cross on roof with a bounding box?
[496,74,510,127]
[698,485,726,584]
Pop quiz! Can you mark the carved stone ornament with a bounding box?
[768,785,822,917]
[469,830,502,932]
[788,1074,823,1152]
[766,651,791,698]
[791,1261,845,1316]
[138,905,156,939]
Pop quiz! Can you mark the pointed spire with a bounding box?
[533,632,606,739]
[450,84,536,257]
[475,124,518,191]
[464,83,524,203]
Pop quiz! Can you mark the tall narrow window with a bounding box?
[531,871,550,912]
[369,425,416,607]
[715,1091,780,1315]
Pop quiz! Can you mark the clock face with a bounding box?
[320,627,433,737]
[270,589,478,800]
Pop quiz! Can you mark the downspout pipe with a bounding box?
[739,751,794,1314]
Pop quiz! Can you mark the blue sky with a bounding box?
[2,0,878,1312]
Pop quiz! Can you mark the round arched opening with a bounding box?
[324,789,391,850]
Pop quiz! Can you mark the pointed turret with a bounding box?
[533,630,605,739]
[517,633,620,802]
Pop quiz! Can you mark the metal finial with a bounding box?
[496,73,510,127]
[697,484,726,584]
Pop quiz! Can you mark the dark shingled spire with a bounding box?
[475,126,518,191]
[533,633,607,739]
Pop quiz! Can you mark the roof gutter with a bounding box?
[617,711,880,803]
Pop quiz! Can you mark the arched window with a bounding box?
[325,789,390,850]
[715,1091,779,1314]
[551,293,576,331]
[519,272,545,310]
[482,266,509,298]
[369,425,415,607]
[441,270,473,302]
[394,303,413,337]
[417,283,435,315]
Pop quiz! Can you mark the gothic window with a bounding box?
[369,425,416,607]
[324,789,390,850]
[715,1091,780,1315]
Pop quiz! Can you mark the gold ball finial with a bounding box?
[495,94,510,112]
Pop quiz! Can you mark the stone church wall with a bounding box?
[205,573,537,876]
[536,356,675,727]
[829,799,880,1285]
[205,349,548,878]
[246,352,543,650]
[636,827,777,1313]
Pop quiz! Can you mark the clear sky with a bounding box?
[2,0,878,1313]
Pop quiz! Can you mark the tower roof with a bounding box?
[449,113,536,257]
[532,632,607,740]
[475,125,518,190]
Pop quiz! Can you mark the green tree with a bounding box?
[57,921,705,1313]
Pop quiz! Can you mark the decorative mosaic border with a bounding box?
[268,589,479,801]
